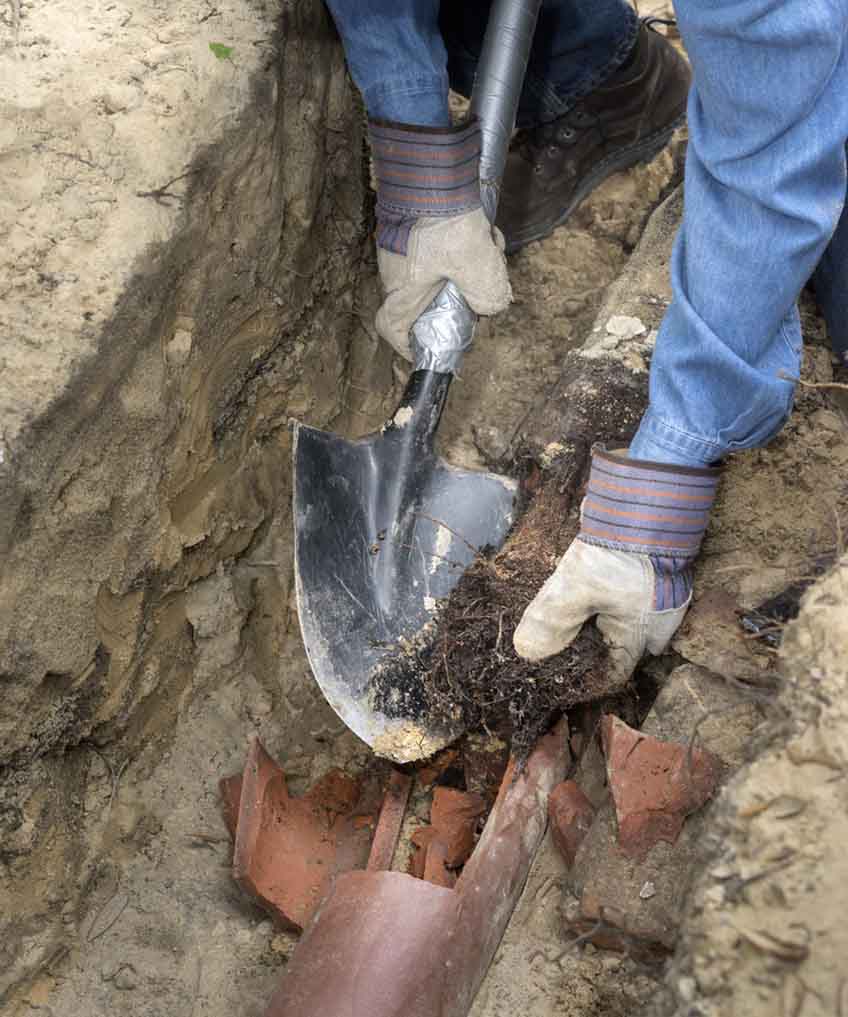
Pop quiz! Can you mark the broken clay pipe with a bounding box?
[263,721,569,1017]
[220,737,381,930]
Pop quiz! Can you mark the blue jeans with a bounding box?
[630,0,848,466]
[323,0,638,127]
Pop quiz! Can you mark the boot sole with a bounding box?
[502,112,685,255]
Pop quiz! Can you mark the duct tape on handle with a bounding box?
[411,281,476,375]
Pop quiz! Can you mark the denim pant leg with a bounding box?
[631,0,848,468]
[813,163,848,367]
[440,0,638,127]
[324,0,450,125]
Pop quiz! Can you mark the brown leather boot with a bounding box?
[496,23,691,253]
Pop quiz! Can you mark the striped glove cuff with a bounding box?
[578,448,720,611]
[369,118,482,254]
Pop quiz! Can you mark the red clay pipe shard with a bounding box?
[367,769,413,872]
[601,714,721,860]
[423,838,457,889]
[264,720,569,1017]
[267,872,458,1017]
[548,780,595,867]
[430,787,486,867]
[228,736,374,930]
[449,722,568,1016]
[409,826,437,879]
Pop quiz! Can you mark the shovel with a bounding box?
[293,0,542,763]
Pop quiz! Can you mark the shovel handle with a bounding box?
[472,0,543,225]
[411,0,542,376]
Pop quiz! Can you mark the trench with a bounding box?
[3,4,847,1016]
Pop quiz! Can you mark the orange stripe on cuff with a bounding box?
[583,498,709,525]
[580,524,699,551]
[592,479,715,503]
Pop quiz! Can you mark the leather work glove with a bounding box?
[369,118,512,360]
[514,447,719,677]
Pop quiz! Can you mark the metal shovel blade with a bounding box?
[293,370,517,763]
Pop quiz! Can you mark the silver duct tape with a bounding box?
[471,0,543,223]
[411,281,476,374]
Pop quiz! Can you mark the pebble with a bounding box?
[100,84,140,114]
[639,881,656,900]
[678,976,697,1002]
[605,314,647,340]
[113,966,138,991]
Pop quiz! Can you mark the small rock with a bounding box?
[678,976,697,1003]
[601,715,722,859]
[166,328,193,366]
[112,964,138,991]
[100,84,140,114]
[548,780,595,867]
[703,884,725,907]
[270,932,296,957]
[605,315,647,340]
[639,881,656,900]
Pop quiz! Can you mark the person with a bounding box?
[325,0,848,679]
[325,0,690,359]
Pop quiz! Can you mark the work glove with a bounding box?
[514,448,719,677]
[369,118,512,360]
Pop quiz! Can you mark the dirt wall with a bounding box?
[0,0,370,999]
[655,555,848,1017]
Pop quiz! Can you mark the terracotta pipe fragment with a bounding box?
[220,737,379,930]
[367,769,413,872]
[264,720,569,1017]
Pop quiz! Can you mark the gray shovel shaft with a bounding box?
[471,0,543,224]
[411,0,542,373]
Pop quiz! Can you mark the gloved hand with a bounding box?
[369,118,512,360]
[513,447,719,677]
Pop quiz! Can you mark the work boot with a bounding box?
[497,23,691,253]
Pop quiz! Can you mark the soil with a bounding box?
[651,556,848,1017]
[3,2,848,1016]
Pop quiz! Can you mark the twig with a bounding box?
[528,917,607,967]
[87,889,129,943]
[51,150,99,170]
[397,543,466,569]
[109,759,129,814]
[187,831,231,845]
[778,371,848,391]
[136,169,198,206]
[413,513,484,557]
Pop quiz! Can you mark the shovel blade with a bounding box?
[293,418,517,762]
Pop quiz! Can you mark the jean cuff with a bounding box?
[518,8,639,127]
[363,74,450,127]
[629,409,723,468]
